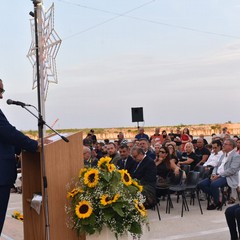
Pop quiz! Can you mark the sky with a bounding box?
[1,0,240,131]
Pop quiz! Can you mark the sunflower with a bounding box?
[100,194,113,206]
[84,169,99,188]
[97,156,111,170]
[79,168,87,177]
[67,188,84,199]
[67,188,79,199]
[134,199,147,217]
[75,200,93,219]
[100,193,120,206]
[111,193,120,203]
[119,169,132,186]
[107,163,116,173]
[132,180,143,192]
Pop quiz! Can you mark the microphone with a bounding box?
[7,99,31,107]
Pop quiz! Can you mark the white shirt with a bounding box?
[217,149,234,175]
[203,150,223,167]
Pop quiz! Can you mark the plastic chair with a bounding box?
[180,164,191,177]
[166,170,189,217]
[185,171,203,214]
[194,165,206,182]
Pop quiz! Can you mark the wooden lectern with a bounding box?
[22,131,85,240]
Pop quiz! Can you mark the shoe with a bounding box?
[217,202,224,210]
[207,204,217,210]
[228,197,236,204]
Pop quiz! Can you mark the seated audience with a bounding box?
[155,146,180,187]
[117,132,128,146]
[198,139,240,210]
[139,138,156,160]
[107,142,121,166]
[117,145,136,176]
[135,127,149,141]
[83,146,98,167]
[131,147,157,209]
[178,142,199,170]
[150,127,161,144]
[203,140,223,168]
[195,138,211,166]
[180,128,192,151]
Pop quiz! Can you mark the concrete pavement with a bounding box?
[1,192,232,240]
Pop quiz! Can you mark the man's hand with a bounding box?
[211,174,219,181]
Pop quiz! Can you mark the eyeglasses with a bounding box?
[0,88,5,94]
[159,150,166,154]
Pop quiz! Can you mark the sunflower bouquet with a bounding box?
[65,156,148,239]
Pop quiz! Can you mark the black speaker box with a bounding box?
[131,107,144,122]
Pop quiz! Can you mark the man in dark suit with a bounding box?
[131,147,157,209]
[117,145,136,176]
[139,138,156,161]
[0,79,39,235]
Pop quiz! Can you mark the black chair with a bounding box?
[166,170,189,217]
[194,165,206,182]
[185,171,203,214]
[180,164,191,177]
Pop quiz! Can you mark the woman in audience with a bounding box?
[178,142,199,170]
[181,128,192,151]
[166,142,179,164]
[155,146,180,186]
[154,142,162,160]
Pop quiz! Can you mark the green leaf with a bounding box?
[127,185,138,194]
[130,222,142,234]
[112,204,124,217]
[103,208,114,220]
[101,172,111,182]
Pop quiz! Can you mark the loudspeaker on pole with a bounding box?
[131,107,144,122]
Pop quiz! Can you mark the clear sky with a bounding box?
[1,0,240,131]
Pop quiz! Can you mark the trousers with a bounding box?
[0,185,11,235]
[198,176,227,204]
[225,204,240,240]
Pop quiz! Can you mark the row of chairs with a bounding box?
[156,165,204,218]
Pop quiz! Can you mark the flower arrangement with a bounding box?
[65,156,148,239]
[12,210,23,222]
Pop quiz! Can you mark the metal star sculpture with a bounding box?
[27,3,62,100]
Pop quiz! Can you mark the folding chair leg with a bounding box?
[196,190,203,214]
[156,203,161,220]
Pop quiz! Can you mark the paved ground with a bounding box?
[1,193,232,240]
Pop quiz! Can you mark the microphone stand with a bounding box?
[22,104,69,240]
[23,104,69,143]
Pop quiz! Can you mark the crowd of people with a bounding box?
[83,126,240,239]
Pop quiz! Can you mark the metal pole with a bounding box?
[31,1,50,239]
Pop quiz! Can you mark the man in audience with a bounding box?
[236,138,240,154]
[199,134,208,145]
[195,138,211,166]
[83,146,98,167]
[135,127,149,141]
[203,140,223,168]
[117,145,136,176]
[117,132,128,146]
[150,127,161,144]
[131,147,157,209]
[198,139,240,210]
[139,138,156,160]
[107,142,121,166]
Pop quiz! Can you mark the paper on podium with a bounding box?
[46,133,69,142]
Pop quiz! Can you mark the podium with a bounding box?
[22,131,85,240]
